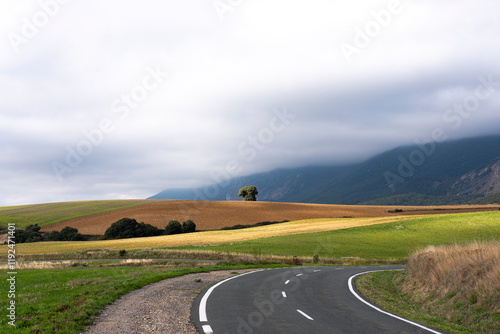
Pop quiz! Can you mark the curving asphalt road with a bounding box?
[191,266,447,334]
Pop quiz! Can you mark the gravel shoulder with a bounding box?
[83,269,256,334]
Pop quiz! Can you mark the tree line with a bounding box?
[8,218,197,243]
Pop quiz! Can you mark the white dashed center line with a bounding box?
[297,309,314,320]
[202,324,213,334]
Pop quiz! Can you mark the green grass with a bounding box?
[0,264,278,333]
[171,211,500,260]
[0,200,154,229]
[356,270,496,334]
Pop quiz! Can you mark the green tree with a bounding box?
[238,186,258,201]
[16,224,43,243]
[45,226,84,241]
[104,218,162,239]
[165,220,182,235]
[181,220,196,233]
[59,226,85,241]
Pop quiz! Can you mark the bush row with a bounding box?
[103,218,196,240]
[13,224,84,243]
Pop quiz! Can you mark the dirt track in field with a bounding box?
[40,200,499,235]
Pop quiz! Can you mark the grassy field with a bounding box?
[1,216,412,255]
[4,211,499,262]
[0,264,278,333]
[172,211,500,260]
[0,200,153,229]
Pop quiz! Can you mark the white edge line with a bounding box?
[348,270,443,334]
[199,270,263,322]
[296,309,314,320]
[202,324,213,334]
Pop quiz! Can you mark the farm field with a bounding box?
[0,200,155,229]
[6,216,411,255]
[0,199,497,235]
[5,211,500,261]
[173,211,500,260]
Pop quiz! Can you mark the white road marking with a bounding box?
[313,269,321,272]
[282,291,287,298]
[348,270,443,334]
[202,324,213,334]
[199,270,262,322]
[285,279,290,284]
[296,273,303,277]
[297,309,314,320]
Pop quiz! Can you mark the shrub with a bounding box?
[59,226,85,241]
[165,220,182,235]
[45,230,61,241]
[16,224,43,243]
[181,220,196,233]
[104,218,162,240]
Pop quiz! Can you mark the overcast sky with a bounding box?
[1,0,500,206]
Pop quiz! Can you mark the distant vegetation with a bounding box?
[103,218,196,240]
[45,226,85,241]
[238,185,258,201]
[12,224,85,243]
[221,220,289,230]
[363,192,493,206]
[103,218,163,239]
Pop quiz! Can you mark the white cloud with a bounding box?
[1,0,500,205]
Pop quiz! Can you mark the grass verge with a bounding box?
[0,263,280,333]
[356,241,500,334]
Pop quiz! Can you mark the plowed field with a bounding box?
[40,200,499,235]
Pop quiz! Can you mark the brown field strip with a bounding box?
[16,215,418,254]
[39,200,499,235]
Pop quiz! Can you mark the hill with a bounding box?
[149,135,500,205]
[38,200,498,235]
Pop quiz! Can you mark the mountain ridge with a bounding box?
[149,135,500,205]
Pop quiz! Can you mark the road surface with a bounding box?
[192,266,446,334]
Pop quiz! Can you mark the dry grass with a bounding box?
[39,200,498,235]
[402,241,500,332]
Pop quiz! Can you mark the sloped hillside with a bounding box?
[450,157,500,196]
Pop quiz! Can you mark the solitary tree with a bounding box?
[238,186,258,201]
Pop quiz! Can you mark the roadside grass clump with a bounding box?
[356,241,500,334]
[401,241,500,333]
